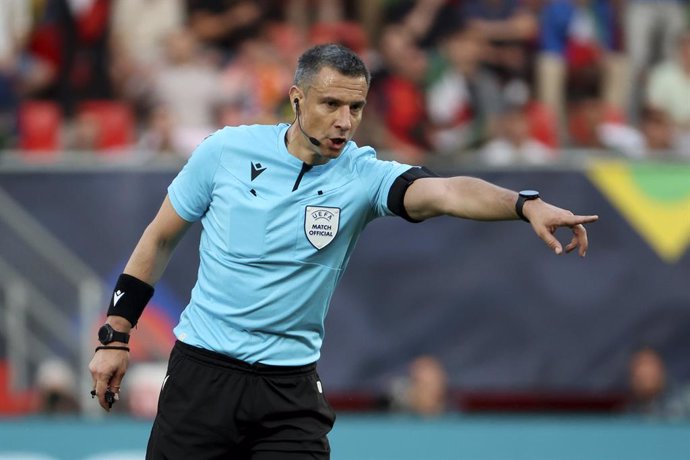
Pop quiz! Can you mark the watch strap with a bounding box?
[515,195,530,222]
[110,329,130,344]
[515,191,540,223]
[99,324,130,345]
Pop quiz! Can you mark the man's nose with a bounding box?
[334,106,352,131]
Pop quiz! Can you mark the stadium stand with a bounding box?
[76,100,135,152]
[18,101,62,153]
[0,360,34,415]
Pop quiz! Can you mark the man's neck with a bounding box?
[285,124,328,166]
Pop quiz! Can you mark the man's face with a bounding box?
[294,66,368,160]
[630,350,665,401]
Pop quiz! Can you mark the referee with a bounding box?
[89,43,598,459]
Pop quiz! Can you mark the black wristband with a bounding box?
[106,274,154,327]
[95,346,130,352]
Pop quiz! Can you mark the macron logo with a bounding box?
[113,290,125,306]
[251,162,267,181]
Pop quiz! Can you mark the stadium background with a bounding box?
[1,160,689,459]
[2,0,690,459]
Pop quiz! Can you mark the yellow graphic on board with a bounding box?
[588,160,690,263]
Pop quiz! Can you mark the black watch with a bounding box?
[515,190,540,222]
[98,323,130,345]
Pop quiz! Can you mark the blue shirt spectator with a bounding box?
[539,0,615,58]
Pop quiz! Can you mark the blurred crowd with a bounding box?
[1,0,690,164]
[33,348,690,418]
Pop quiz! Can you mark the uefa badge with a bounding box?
[304,206,340,249]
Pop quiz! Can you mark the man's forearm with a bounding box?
[442,177,519,221]
[123,223,180,285]
[106,196,190,330]
[105,226,180,331]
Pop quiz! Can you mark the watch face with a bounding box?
[520,190,540,199]
[98,325,112,344]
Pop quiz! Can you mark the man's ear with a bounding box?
[288,86,303,112]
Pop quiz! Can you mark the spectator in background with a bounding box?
[563,64,673,158]
[388,355,450,416]
[367,24,432,162]
[32,0,115,116]
[625,0,688,124]
[382,0,462,50]
[0,0,31,72]
[565,68,628,149]
[137,103,188,160]
[645,30,690,158]
[0,0,30,148]
[536,0,628,143]
[35,358,79,414]
[185,0,266,63]
[638,107,675,154]
[109,0,185,114]
[149,28,221,155]
[217,25,294,126]
[283,0,382,55]
[627,347,690,419]
[284,0,347,31]
[462,0,539,92]
[594,106,676,158]
[481,88,555,165]
[0,0,54,148]
[426,26,502,154]
[68,108,100,151]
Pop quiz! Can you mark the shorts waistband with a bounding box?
[174,340,317,376]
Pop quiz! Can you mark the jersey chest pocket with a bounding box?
[222,175,268,260]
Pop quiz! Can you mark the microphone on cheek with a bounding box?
[294,99,321,147]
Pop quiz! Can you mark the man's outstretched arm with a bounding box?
[403,176,599,256]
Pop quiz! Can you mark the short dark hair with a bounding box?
[294,43,370,89]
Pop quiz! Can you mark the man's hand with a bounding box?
[88,346,129,411]
[523,199,599,256]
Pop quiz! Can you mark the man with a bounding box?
[89,43,598,459]
[645,30,690,157]
[627,346,690,419]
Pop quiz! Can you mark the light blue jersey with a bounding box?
[168,124,412,365]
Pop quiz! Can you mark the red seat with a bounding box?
[18,101,62,153]
[567,101,625,147]
[0,360,35,415]
[526,101,559,149]
[77,100,135,152]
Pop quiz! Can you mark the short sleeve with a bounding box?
[354,148,413,218]
[167,129,225,222]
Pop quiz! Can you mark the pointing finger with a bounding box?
[567,215,599,225]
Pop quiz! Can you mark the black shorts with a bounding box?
[146,341,336,460]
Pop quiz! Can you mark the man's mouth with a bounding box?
[329,138,346,149]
